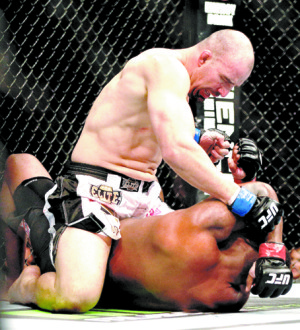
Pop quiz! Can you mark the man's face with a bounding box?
[188,52,250,102]
[290,247,300,280]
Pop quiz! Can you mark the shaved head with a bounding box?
[202,29,255,74]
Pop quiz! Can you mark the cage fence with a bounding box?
[0,0,299,286]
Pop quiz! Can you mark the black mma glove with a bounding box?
[228,187,283,235]
[251,242,293,298]
[237,138,262,182]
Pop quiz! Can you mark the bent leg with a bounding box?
[1,153,52,233]
[0,178,25,298]
[1,153,53,270]
[4,153,52,194]
[3,154,112,312]
[1,154,51,297]
[9,227,112,313]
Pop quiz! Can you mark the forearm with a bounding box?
[164,141,240,205]
[255,182,283,243]
[266,218,283,243]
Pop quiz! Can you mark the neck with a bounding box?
[177,46,197,76]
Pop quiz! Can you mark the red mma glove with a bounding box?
[251,242,293,298]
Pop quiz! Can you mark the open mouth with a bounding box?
[191,88,212,102]
[197,94,205,102]
[191,88,207,102]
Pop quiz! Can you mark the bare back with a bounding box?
[72,49,191,181]
[100,196,259,312]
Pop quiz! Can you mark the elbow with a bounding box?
[160,144,182,169]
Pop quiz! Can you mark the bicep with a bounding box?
[148,92,194,143]
[145,59,195,145]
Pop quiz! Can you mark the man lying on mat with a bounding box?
[100,179,291,312]
[1,138,292,312]
[98,139,293,311]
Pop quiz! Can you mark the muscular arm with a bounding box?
[144,55,240,204]
[241,181,289,296]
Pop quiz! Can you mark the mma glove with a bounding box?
[228,187,283,235]
[251,242,293,298]
[228,137,280,234]
[237,138,262,182]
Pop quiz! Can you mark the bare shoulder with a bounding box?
[185,198,237,242]
[124,49,190,87]
[143,199,237,252]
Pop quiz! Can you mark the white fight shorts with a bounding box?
[44,162,173,267]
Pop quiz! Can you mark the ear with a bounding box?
[198,50,212,66]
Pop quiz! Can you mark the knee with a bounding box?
[55,291,100,313]
[5,153,35,183]
[6,153,34,169]
[5,153,51,190]
[36,271,101,313]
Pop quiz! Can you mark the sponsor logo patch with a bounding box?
[120,177,140,192]
[258,202,279,229]
[265,273,291,285]
[90,184,122,205]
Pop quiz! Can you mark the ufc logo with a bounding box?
[258,203,279,229]
[265,273,291,285]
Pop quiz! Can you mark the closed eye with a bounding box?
[222,76,235,88]
[229,282,241,292]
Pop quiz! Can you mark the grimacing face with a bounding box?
[189,57,235,102]
[189,51,250,103]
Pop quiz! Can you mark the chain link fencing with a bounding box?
[234,0,300,250]
[0,0,299,285]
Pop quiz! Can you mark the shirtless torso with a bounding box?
[99,182,266,312]
[69,30,257,207]
[71,49,190,181]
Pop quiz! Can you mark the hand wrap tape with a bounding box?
[230,187,257,217]
[194,128,201,143]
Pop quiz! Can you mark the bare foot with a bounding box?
[8,265,41,305]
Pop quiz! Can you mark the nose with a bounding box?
[217,87,230,97]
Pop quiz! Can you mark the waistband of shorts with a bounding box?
[65,161,153,192]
